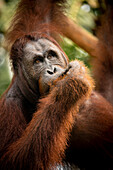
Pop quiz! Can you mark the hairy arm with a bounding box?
[1,61,93,170]
[0,89,27,159]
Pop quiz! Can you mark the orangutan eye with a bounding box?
[35,59,40,64]
[47,50,58,59]
[34,55,44,64]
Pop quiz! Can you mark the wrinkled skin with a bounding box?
[22,38,69,95]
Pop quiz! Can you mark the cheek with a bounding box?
[38,75,50,95]
[23,62,37,81]
[23,60,40,79]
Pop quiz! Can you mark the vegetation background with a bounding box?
[0,0,99,96]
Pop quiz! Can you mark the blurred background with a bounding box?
[0,0,100,96]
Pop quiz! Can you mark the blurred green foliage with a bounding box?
[0,0,18,33]
[61,38,91,68]
[0,0,98,96]
[0,48,11,96]
[0,0,18,96]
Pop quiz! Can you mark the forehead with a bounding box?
[24,38,61,53]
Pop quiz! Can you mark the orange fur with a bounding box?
[6,0,67,49]
[0,60,93,169]
[1,0,113,170]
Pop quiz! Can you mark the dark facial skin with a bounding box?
[22,38,68,95]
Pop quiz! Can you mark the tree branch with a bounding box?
[60,16,99,57]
